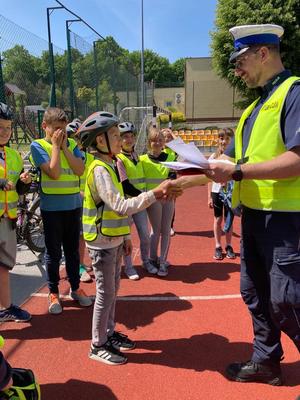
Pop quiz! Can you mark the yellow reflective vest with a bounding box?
[116,152,146,192]
[232,76,300,211]
[80,152,95,192]
[0,147,23,219]
[82,159,130,241]
[33,138,80,195]
[140,152,176,190]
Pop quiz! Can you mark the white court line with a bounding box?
[31,293,241,301]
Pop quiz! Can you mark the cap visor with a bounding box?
[229,47,249,63]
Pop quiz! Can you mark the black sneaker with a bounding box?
[89,341,128,365]
[225,245,236,259]
[213,246,223,260]
[108,331,136,351]
[0,304,31,323]
[225,360,282,386]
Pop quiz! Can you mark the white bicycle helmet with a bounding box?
[118,121,136,135]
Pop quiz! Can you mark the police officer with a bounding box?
[205,24,300,385]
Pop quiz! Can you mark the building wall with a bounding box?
[185,57,243,121]
[153,87,185,113]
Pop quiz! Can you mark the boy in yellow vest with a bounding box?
[0,103,32,323]
[30,108,92,314]
[79,111,182,365]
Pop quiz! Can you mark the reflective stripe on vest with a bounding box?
[80,152,95,192]
[116,152,146,192]
[0,147,23,219]
[140,153,175,190]
[34,138,80,195]
[232,76,300,211]
[82,159,130,241]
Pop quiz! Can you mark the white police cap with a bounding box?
[229,24,284,62]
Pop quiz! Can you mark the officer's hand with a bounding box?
[153,179,183,200]
[205,161,235,183]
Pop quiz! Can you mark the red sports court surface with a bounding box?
[1,186,299,400]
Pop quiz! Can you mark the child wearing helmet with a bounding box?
[79,111,182,366]
[0,103,32,323]
[116,121,155,280]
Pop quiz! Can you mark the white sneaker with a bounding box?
[157,262,169,277]
[142,261,158,274]
[124,266,139,280]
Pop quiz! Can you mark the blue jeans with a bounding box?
[41,208,81,293]
[240,207,300,363]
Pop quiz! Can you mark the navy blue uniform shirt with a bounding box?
[225,70,300,159]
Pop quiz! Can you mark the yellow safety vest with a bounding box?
[33,138,80,195]
[0,147,23,219]
[82,159,130,241]
[80,152,95,192]
[116,152,146,192]
[232,76,300,211]
[164,147,176,159]
[140,153,175,190]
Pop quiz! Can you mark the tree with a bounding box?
[210,0,300,105]
[171,58,186,85]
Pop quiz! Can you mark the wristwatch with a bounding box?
[232,164,243,181]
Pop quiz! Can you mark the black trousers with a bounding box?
[41,208,81,294]
[240,207,300,363]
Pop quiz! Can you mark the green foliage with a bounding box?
[2,36,185,116]
[210,0,300,106]
[159,111,186,123]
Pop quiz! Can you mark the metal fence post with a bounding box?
[93,41,100,110]
[0,53,6,103]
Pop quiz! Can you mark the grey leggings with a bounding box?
[88,244,123,347]
[147,200,175,264]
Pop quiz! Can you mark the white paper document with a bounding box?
[160,138,234,170]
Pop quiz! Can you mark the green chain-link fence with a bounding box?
[0,14,65,144]
[0,13,154,145]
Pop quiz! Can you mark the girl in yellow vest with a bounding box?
[79,111,181,366]
[0,103,32,323]
[116,121,157,280]
[140,126,177,276]
[161,127,177,236]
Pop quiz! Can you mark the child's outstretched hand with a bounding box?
[20,171,32,184]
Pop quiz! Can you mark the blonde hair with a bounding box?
[147,126,164,151]
[43,107,68,125]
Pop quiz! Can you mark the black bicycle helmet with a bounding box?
[0,102,13,120]
[78,111,119,150]
[118,121,136,135]
[66,120,81,137]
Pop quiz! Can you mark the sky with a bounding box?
[0,0,217,62]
